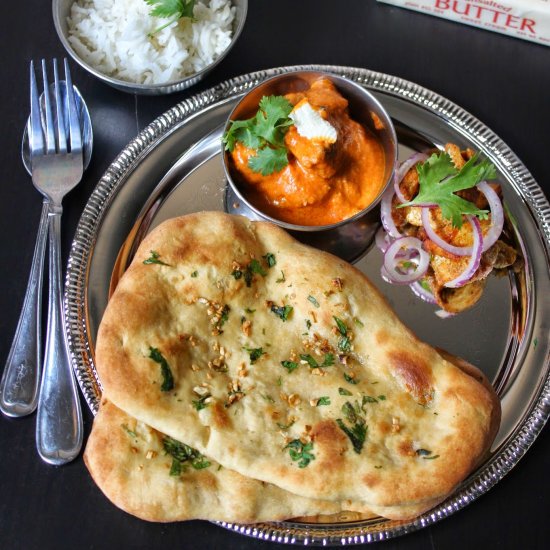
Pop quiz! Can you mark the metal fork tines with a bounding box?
[31,59,83,465]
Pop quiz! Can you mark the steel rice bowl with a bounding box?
[52,0,248,95]
[222,70,398,262]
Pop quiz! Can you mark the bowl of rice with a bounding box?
[52,0,248,95]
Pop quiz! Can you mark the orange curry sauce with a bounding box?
[230,78,386,226]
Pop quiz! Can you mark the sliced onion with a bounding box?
[383,236,430,284]
[380,186,402,238]
[476,181,504,251]
[435,309,456,319]
[420,182,504,256]
[420,207,475,257]
[444,216,483,288]
[410,280,437,304]
[393,153,429,204]
[375,225,393,253]
[380,265,393,284]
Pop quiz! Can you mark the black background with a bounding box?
[0,1,548,549]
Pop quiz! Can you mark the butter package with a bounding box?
[377,0,550,46]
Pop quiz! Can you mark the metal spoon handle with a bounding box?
[0,199,49,417]
[36,207,82,465]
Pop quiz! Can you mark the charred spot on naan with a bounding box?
[310,419,348,464]
[209,401,232,431]
[361,472,381,488]
[387,349,435,406]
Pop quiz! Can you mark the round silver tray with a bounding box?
[64,65,550,545]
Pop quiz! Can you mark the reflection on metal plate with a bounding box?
[64,65,550,546]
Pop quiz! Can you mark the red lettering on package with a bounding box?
[433,0,537,34]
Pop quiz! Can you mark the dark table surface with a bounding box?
[1,1,549,549]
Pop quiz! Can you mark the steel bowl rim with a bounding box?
[221,69,398,232]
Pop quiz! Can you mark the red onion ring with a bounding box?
[476,181,504,252]
[444,216,483,288]
[380,186,402,239]
[375,225,393,253]
[420,183,504,256]
[410,280,437,304]
[383,236,430,284]
[420,207,474,257]
[380,265,393,284]
[393,152,429,204]
[435,309,456,319]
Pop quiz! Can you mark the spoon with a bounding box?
[0,81,92,418]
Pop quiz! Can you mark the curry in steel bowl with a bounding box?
[222,71,397,232]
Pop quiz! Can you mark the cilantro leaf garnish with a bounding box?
[307,295,320,308]
[333,316,347,336]
[342,401,358,423]
[255,96,295,143]
[316,396,331,406]
[263,252,277,267]
[300,353,334,368]
[223,119,262,151]
[148,347,174,392]
[217,305,230,332]
[163,435,210,476]
[248,147,289,176]
[192,394,210,411]
[333,317,352,353]
[244,346,265,364]
[277,419,295,430]
[338,337,351,353]
[237,258,268,287]
[344,373,359,385]
[398,152,495,227]
[281,360,299,373]
[121,424,138,439]
[336,418,367,454]
[415,448,432,456]
[145,0,194,18]
[143,250,170,266]
[415,448,440,459]
[362,395,378,403]
[145,0,195,36]
[338,387,352,396]
[285,439,315,468]
[223,95,294,175]
[271,304,293,322]
[249,259,267,276]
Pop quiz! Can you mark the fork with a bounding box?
[31,59,83,465]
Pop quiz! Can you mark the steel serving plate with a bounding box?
[64,65,550,545]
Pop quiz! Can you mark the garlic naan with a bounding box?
[95,212,500,520]
[85,400,371,522]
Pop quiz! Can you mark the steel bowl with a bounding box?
[52,0,247,95]
[222,70,398,262]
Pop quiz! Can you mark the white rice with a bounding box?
[67,0,235,85]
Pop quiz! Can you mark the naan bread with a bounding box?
[85,400,367,522]
[96,212,500,520]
